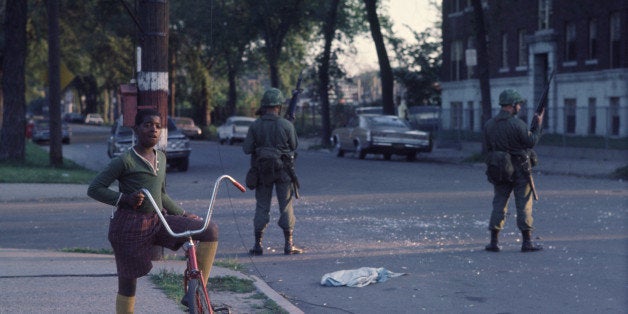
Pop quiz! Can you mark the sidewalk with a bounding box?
[0,248,303,314]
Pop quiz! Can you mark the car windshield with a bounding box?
[175,118,192,126]
[234,120,253,126]
[118,125,133,137]
[366,116,409,128]
[35,121,50,128]
[168,118,178,131]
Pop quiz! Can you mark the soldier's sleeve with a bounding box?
[242,124,255,155]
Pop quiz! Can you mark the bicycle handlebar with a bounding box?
[140,175,246,238]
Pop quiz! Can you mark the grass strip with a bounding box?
[0,142,96,184]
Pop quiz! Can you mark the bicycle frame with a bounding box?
[141,175,246,239]
[141,175,245,314]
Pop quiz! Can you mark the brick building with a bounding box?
[440,0,627,137]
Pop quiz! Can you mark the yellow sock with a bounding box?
[197,241,218,285]
[115,294,135,314]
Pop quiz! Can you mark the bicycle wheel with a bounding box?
[185,278,211,314]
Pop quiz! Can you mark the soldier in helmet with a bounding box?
[483,89,545,252]
[243,88,304,255]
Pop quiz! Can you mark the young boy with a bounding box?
[87,109,218,313]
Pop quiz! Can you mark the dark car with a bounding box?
[331,114,432,161]
[31,119,71,144]
[107,116,191,171]
[63,112,85,123]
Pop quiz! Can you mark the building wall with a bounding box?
[440,0,628,137]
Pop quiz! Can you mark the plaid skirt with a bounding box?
[108,208,218,279]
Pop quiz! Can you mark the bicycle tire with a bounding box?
[185,279,211,314]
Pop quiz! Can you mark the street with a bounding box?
[1,124,626,313]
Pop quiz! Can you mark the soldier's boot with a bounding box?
[521,230,543,252]
[484,229,501,252]
[283,229,304,255]
[249,231,264,256]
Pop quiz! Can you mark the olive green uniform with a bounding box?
[243,114,298,232]
[484,110,542,231]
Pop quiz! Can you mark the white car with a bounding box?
[84,113,104,125]
[217,116,255,145]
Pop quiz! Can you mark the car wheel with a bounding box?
[355,141,366,159]
[383,153,392,160]
[332,138,344,157]
[219,138,225,145]
[177,158,189,172]
[406,152,417,162]
[228,137,234,145]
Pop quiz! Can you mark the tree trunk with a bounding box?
[318,0,341,147]
[0,0,27,162]
[227,63,237,117]
[363,0,395,115]
[471,0,491,155]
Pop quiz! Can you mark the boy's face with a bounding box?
[135,115,162,148]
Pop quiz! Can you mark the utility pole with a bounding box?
[138,0,169,260]
[137,0,169,128]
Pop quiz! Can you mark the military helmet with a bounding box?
[499,89,524,106]
[260,88,285,108]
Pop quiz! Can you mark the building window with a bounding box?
[518,29,528,67]
[451,0,462,13]
[610,97,620,136]
[451,102,463,130]
[588,98,596,135]
[564,99,576,134]
[538,0,552,30]
[466,101,474,131]
[588,19,597,60]
[610,12,621,68]
[451,40,463,81]
[501,33,509,70]
[565,22,577,62]
[466,36,475,79]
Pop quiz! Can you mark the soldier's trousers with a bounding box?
[488,173,534,231]
[253,180,296,232]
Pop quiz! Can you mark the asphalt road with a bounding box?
[2,124,626,313]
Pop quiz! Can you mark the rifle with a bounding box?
[283,71,303,198]
[284,70,304,122]
[527,71,554,201]
[530,70,555,131]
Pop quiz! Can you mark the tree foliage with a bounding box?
[1,0,442,152]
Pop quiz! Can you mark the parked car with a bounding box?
[217,116,255,145]
[107,116,191,171]
[63,112,85,123]
[31,119,71,144]
[330,114,432,161]
[172,117,202,139]
[84,113,104,125]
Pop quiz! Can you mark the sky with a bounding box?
[342,0,440,76]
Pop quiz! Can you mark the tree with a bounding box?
[47,0,63,167]
[317,0,341,147]
[390,26,442,106]
[363,0,394,115]
[471,0,491,154]
[245,0,312,89]
[0,0,27,162]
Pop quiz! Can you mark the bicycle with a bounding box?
[141,174,246,314]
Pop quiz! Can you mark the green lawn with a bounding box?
[0,142,96,184]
